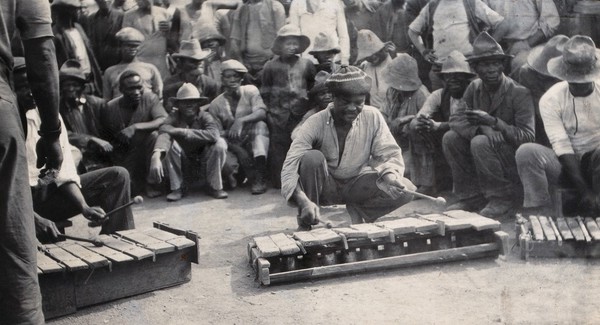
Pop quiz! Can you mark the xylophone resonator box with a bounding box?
[516,214,600,259]
[248,210,508,286]
[37,222,200,320]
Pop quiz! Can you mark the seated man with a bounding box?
[444,32,535,218]
[516,36,600,216]
[100,69,168,196]
[281,66,415,230]
[209,60,270,195]
[59,60,111,172]
[149,83,228,201]
[408,51,475,196]
[163,39,220,112]
[13,59,134,238]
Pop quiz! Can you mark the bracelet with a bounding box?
[38,120,62,140]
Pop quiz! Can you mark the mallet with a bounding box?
[402,189,447,205]
[316,219,333,229]
[88,196,144,227]
[58,234,104,247]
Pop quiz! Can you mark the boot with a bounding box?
[251,156,267,195]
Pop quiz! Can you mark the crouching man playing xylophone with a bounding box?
[281,65,415,230]
[15,58,135,242]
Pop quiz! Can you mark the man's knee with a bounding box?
[213,138,228,153]
[442,130,461,148]
[254,121,269,137]
[108,166,131,185]
[298,150,326,174]
[470,135,492,153]
[516,143,542,168]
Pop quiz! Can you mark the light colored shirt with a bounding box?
[102,60,163,100]
[289,0,350,64]
[362,55,392,110]
[540,81,600,159]
[26,109,80,188]
[418,88,463,117]
[483,0,559,40]
[281,105,409,201]
[208,85,267,131]
[63,28,92,74]
[408,0,503,58]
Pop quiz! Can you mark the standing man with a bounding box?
[0,1,62,323]
[282,66,415,229]
[443,32,535,218]
[516,36,600,217]
[84,0,124,71]
[101,70,168,196]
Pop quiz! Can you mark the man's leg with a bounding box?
[250,121,269,194]
[202,138,228,198]
[0,101,44,324]
[342,172,413,223]
[516,143,562,211]
[582,147,600,193]
[442,130,485,209]
[408,127,439,192]
[296,150,338,228]
[470,135,520,217]
[166,141,184,193]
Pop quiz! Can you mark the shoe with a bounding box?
[145,186,162,198]
[251,156,268,195]
[416,186,436,197]
[480,198,516,218]
[206,187,228,199]
[166,188,183,202]
[446,196,487,212]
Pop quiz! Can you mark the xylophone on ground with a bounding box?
[516,214,600,260]
[248,210,508,285]
[37,222,199,320]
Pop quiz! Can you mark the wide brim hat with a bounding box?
[169,83,209,105]
[547,35,600,83]
[272,25,310,56]
[355,29,386,63]
[326,65,371,95]
[308,70,331,97]
[172,39,211,61]
[52,0,85,7]
[59,59,87,83]
[466,31,513,63]
[193,23,227,46]
[527,34,569,77]
[439,50,476,77]
[308,32,341,55]
[221,60,248,74]
[382,53,422,91]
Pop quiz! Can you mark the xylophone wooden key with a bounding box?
[294,229,341,266]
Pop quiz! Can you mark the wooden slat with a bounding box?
[565,218,586,241]
[57,242,111,269]
[443,210,501,231]
[143,228,195,249]
[529,216,545,241]
[349,223,389,239]
[376,219,416,235]
[401,217,439,233]
[99,235,155,260]
[585,218,600,241]
[269,233,300,255]
[79,242,134,263]
[537,216,556,241]
[332,227,368,239]
[253,236,281,257]
[417,214,472,231]
[576,217,592,242]
[309,228,341,244]
[549,218,563,244]
[37,250,64,274]
[556,218,574,240]
[116,230,176,254]
[45,245,88,271]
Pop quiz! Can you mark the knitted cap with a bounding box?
[326,65,371,95]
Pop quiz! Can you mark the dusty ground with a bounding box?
[46,187,600,325]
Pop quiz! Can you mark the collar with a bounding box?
[325,102,362,127]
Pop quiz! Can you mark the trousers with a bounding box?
[297,150,413,225]
[167,138,227,191]
[0,96,45,324]
[33,166,135,234]
[443,131,520,200]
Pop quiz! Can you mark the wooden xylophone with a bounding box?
[516,214,600,260]
[248,210,508,285]
[37,222,199,320]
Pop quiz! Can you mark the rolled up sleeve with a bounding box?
[16,1,53,40]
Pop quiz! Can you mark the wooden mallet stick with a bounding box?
[58,233,104,247]
[88,195,144,227]
[402,189,446,205]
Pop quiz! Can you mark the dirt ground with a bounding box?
[46,187,600,325]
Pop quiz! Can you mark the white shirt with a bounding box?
[483,0,559,40]
[63,28,92,74]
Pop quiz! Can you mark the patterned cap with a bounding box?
[326,65,371,95]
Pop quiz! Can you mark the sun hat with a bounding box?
[308,32,341,55]
[547,35,600,83]
[439,50,476,77]
[326,65,371,95]
[382,53,422,91]
[527,35,569,77]
[172,39,211,61]
[194,23,227,46]
[466,32,513,62]
[271,25,310,56]
[170,83,208,105]
[355,29,386,63]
